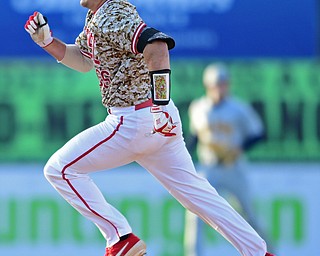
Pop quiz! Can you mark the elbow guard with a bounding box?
[137,27,175,54]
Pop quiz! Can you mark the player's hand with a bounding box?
[24,11,53,48]
[150,105,177,137]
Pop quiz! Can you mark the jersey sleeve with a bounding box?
[239,102,264,137]
[188,98,206,136]
[75,11,93,58]
[99,3,146,55]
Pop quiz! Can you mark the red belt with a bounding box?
[108,99,153,114]
[135,99,153,110]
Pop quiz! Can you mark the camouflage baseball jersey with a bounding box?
[76,0,151,108]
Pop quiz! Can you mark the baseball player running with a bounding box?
[24,0,274,255]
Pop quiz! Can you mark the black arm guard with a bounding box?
[137,27,175,53]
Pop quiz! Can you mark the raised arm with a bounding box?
[25,12,93,73]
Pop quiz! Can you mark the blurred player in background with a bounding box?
[184,63,272,256]
[25,0,274,255]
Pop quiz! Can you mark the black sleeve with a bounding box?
[137,27,175,53]
[242,133,265,151]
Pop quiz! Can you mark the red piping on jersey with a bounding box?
[80,49,92,59]
[61,116,124,238]
[131,22,147,54]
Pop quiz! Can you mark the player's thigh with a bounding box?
[137,138,211,195]
[47,118,134,174]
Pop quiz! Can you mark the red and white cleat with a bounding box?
[265,253,275,256]
[105,233,146,256]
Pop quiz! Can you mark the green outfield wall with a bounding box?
[0,59,319,161]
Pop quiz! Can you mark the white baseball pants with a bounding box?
[44,100,267,255]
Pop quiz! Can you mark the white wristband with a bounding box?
[37,37,53,48]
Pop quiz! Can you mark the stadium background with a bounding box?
[0,0,319,255]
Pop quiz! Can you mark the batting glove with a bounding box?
[150,105,177,137]
[24,11,53,48]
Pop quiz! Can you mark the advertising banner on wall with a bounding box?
[0,163,319,255]
[0,59,319,161]
[1,0,318,57]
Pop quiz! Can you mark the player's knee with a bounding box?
[43,159,61,183]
